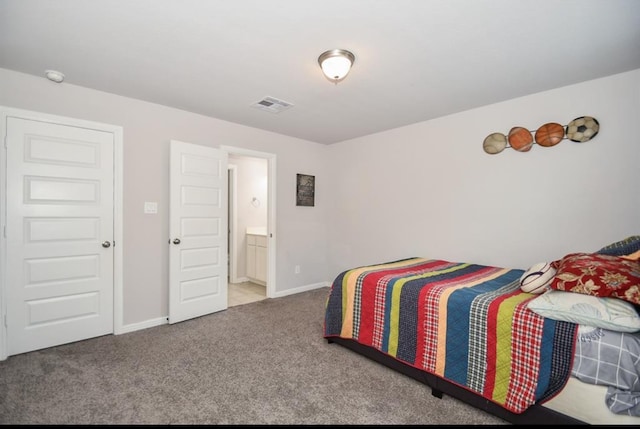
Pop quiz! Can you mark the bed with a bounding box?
[323,236,640,425]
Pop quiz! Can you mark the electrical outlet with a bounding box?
[294,265,300,274]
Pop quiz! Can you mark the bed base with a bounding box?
[327,337,587,425]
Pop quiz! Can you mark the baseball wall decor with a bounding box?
[482,132,507,154]
[483,116,600,154]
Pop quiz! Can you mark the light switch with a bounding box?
[144,201,158,214]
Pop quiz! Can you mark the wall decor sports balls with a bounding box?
[566,116,600,142]
[482,132,507,154]
[482,116,599,154]
[508,126,534,152]
[519,262,556,294]
[535,122,565,147]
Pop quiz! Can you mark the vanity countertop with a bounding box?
[246,227,267,236]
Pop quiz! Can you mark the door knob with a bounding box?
[102,240,111,248]
[173,238,181,245]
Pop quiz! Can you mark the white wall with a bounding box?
[2,66,638,331]
[327,69,640,276]
[0,68,330,327]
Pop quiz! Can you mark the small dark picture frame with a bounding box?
[296,174,315,207]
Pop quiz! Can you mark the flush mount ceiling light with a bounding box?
[318,49,355,84]
[45,69,65,83]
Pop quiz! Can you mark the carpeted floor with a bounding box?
[0,287,507,425]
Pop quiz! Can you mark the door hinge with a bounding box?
[3,225,5,238]
[4,314,7,328]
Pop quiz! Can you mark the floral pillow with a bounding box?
[550,252,640,305]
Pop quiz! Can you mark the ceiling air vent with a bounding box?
[251,96,294,113]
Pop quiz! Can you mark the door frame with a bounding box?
[227,164,240,284]
[220,146,276,298]
[0,106,124,360]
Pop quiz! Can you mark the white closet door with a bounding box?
[6,116,114,356]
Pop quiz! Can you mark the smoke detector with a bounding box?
[251,96,293,113]
[45,70,65,83]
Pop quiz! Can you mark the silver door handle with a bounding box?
[173,238,181,245]
[102,240,111,248]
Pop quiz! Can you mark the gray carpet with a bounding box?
[0,287,507,425]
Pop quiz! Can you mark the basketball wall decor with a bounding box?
[482,115,599,154]
[534,122,565,147]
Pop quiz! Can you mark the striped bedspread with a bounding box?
[324,257,577,414]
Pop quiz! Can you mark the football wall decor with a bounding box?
[482,116,599,154]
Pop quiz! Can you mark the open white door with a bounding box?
[169,140,228,324]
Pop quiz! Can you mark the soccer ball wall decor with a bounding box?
[482,115,599,154]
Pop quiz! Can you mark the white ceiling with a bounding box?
[1,0,639,145]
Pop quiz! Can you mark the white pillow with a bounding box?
[527,289,640,333]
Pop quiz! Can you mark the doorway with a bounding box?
[222,146,276,303]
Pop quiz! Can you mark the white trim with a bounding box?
[112,124,124,335]
[119,282,330,336]
[118,316,168,334]
[272,281,330,298]
[0,111,6,361]
[0,106,124,360]
[220,145,276,299]
[228,164,239,283]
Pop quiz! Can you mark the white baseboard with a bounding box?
[118,316,168,334]
[118,280,331,335]
[271,281,330,298]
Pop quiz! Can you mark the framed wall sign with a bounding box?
[296,174,315,207]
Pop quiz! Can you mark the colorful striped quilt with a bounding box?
[324,257,577,414]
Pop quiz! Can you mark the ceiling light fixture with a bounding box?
[318,49,355,84]
[45,69,65,83]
